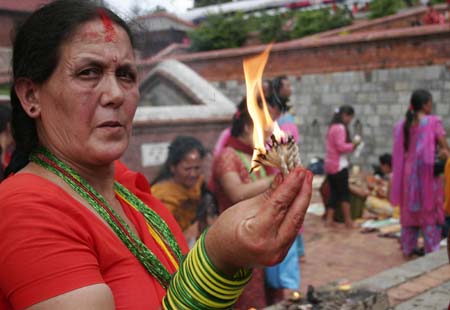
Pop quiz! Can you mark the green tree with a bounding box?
[369,0,404,19]
[256,12,293,43]
[188,12,249,51]
[290,8,352,39]
[187,7,353,51]
[194,0,232,8]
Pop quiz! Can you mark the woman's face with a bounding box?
[422,98,433,115]
[171,149,203,189]
[267,104,282,121]
[34,19,139,166]
[342,113,354,125]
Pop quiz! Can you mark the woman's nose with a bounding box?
[100,75,125,107]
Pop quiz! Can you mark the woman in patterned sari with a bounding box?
[391,89,450,256]
[211,99,274,309]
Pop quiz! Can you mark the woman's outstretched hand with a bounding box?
[205,167,313,276]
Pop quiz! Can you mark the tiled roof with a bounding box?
[0,0,53,13]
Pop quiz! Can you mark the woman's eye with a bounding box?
[117,69,136,82]
[78,68,101,78]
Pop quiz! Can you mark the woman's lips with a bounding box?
[99,121,122,127]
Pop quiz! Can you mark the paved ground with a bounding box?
[300,202,408,293]
[357,249,450,309]
[294,187,450,309]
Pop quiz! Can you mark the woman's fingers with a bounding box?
[277,170,313,241]
[258,167,308,231]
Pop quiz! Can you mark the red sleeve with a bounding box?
[114,161,189,254]
[0,177,104,310]
[213,148,243,177]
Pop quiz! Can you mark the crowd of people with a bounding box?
[0,1,450,310]
[146,86,450,307]
[145,83,450,307]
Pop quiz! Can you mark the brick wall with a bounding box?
[141,25,450,82]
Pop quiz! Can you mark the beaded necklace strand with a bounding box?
[30,147,183,289]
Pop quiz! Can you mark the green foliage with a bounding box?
[256,12,294,43]
[369,0,404,19]
[194,0,232,8]
[0,87,9,96]
[188,8,352,51]
[188,12,249,51]
[290,9,352,38]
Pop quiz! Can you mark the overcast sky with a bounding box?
[106,0,194,17]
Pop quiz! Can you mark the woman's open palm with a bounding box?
[205,167,313,275]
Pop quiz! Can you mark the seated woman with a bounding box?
[151,136,216,247]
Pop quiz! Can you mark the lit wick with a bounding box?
[243,44,302,176]
[251,134,301,176]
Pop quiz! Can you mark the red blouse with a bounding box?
[0,161,188,310]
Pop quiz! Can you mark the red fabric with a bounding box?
[212,147,253,213]
[225,136,254,155]
[422,9,445,25]
[0,161,188,310]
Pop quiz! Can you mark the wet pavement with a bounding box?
[290,187,450,309]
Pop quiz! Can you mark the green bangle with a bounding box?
[162,231,252,309]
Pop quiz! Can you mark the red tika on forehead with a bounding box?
[97,8,116,42]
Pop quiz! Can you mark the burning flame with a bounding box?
[243,44,285,171]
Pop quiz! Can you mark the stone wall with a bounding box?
[212,65,450,169]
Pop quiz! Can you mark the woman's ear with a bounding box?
[14,78,41,118]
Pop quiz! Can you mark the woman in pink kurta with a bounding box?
[391,89,450,256]
[324,105,357,228]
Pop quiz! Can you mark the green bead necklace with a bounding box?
[30,147,183,289]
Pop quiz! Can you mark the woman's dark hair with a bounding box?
[403,89,432,151]
[268,75,290,113]
[329,105,354,143]
[379,153,392,168]
[231,97,252,137]
[152,136,206,185]
[0,104,11,133]
[8,0,134,173]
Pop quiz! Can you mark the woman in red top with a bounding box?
[212,99,274,309]
[0,1,312,309]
